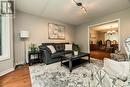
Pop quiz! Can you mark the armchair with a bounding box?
[106,40,113,52]
[103,58,130,86]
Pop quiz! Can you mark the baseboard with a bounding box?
[0,68,14,76]
[15,61,24,66]
[15,61,29,66]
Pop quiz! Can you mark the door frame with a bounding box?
[88,19,121,53]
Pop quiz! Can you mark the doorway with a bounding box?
[88,19,120,60]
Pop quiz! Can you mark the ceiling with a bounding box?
[16,0,130,26]
[91,21,118,32]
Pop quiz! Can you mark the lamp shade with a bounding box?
[20,31,29,38]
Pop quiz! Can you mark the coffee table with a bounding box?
[61,52,90,72]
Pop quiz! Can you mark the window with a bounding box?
[105,33,118,41]
[0,16,11,61]
[0,16,1,55]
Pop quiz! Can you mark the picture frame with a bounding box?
[48,23,65,40]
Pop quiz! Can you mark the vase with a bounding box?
[74,51,78,56]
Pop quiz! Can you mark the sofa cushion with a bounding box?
[41,43,55,54]
[44,46,52,54]
[64,50,73,54]
[65,44,72,51]
[47,45,56,54]
[42,43,54,46]
[54,44,64,52]
[51,52,64,59]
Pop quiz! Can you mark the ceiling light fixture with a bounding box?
[72,0,87,14]
[107,26,117,35]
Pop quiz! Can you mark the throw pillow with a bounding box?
[65,44,72,51]
[47,45,56,54]
[54,44,64,52]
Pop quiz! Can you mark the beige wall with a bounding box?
[97,31,105,42]
[90,30,105,44]
[75,7,130,53]
[90,29,98,44]
[14,11,75,65]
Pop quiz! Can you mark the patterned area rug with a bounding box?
[29,58,129,87]
[29,58,130,87]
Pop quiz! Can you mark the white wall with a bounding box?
[90,30,105,44]
[90,29,98,44]
[14,11,75,65]
[75,7,130,53]
[75,24,89,51]
[97,31,105,42]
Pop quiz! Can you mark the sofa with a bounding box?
[39,43,73,65]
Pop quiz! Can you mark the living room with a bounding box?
[0,0,130,87]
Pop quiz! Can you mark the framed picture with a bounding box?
[48,23,65,39]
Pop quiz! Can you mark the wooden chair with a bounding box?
[105,40,113,52]
[112,40,118,45]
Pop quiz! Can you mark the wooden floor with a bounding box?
[0,51,110,87]
[0,65,31,87]
[90,50,110,60]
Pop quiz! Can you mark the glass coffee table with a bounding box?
[61,52,90,72]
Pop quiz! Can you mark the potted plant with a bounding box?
[73,44,80,56]
[29,43,38,53]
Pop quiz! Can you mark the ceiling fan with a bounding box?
[72,0,87,14]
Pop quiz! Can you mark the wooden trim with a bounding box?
[88,19,121,52]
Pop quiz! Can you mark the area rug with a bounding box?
[29,58,130,87]
[29,58,128,87]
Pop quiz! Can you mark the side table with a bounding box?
[28,51,43,66]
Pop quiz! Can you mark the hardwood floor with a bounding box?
[90,50,111,60]
[0,65,31,87]
[0,51,110,87]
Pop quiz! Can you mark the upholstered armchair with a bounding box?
[103,58,130,86]
[106,40,113,52]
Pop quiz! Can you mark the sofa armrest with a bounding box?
[43,50,51,64]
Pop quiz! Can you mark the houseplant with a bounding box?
[29,43,38,53]
[73,44,80,56]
